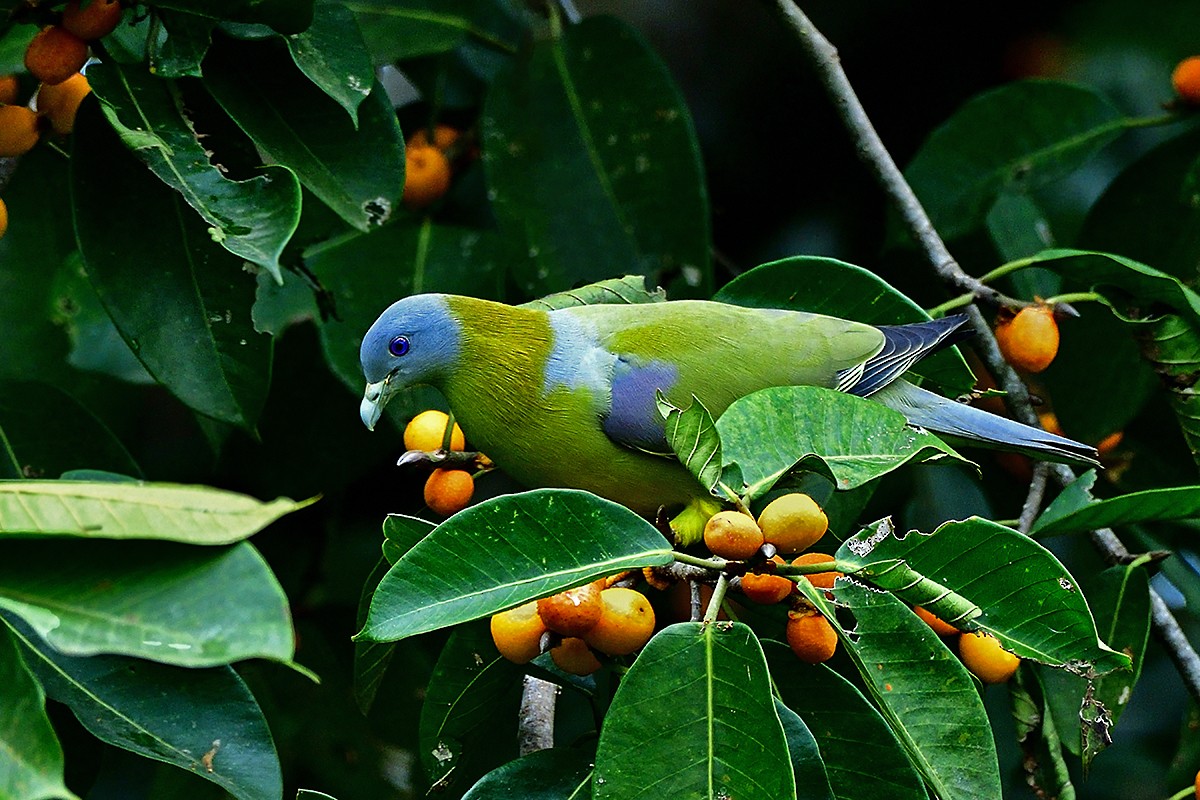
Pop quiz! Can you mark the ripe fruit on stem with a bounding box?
[490,601,546,664]
[1172,56,1200,105]
[537,581,604,637]
[758,493,828,553]
[404,409,465,451]
[62,0,123,41]
[741,556,794,604]
[786,609,838,663]
[37,72,90,134]
[914,606,958,636]
[703,510,763,560]
[583,587,655,655]
[791,552,841,589]
[550,637,602,676]
[402,145,452,209]
[423,468,473,516]
[994,304,1059,373]
[25,27,88,86]
[0,105,40,157]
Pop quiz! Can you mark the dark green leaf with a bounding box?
[902,81,1124,241]
[985,191,1057,262]
[765,643,927,800]
[1040,563,1151,763]
[0,480,313,543]
[8,619,282,800]
[519,275,665,311]
[1037,301,1157,445]
[348,0,524,63]
[462,748,593,800]
[381,513,435,565]
[0,380,140,480]
[306,219,505,395]
[153,0,313,34]
[838,518,1129,673]
[1133,313,1200,472]
[0,149,74,386]
[88,61,303,282]
[1011,669,1077,800]
[285,3,374,124]
[51,254,155,385]
[713,256,974,396]
[153,11,217,78]
[0,624,73,800]
[0,25,36,73]
[716,386,966,498]
[418,622,522,792]
[296,792,338,800]
[205,35,404,231]
[1079,127,1200,285]
[774,699,833,800]
[72,100,273,430]
[831,580,1000,800]
[656,392,726,498]
[1033,470,1200,535]
[359,489,673,642]
[0,540,293,666]
[483,16,710,296]
[592,622,795,800]
[353,557,395,714]
[1017,248,1200,329]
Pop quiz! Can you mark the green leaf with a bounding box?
[347,0,524,63]
[713,256,974,396]
[1079,127,1200,285]
[1033,470,1200,535]
[1016,248,1200,330]
[592,622,795,800]
[153,0,314,34]
[831,580,1001,800]
[764,643,927,800]
[306,220,505,395]
[358,489,673,642]
[0,25,36,73]
[0,380,141,480]
[483,16,710,296]
[1040,563,1150,764]
[519,275,666,311]
[353,557,395,714]
[0,480,312,543]
[418,622,521,792]
[204,35,404,232]
[773,699,833,800]
[0,540,293,666]
[462,748,593,799]
[1011,669,1077,800]
[296,792,338,800]
[0,624,75,800]
[901,81,1124,241]
[1133,313,1200,472]
[0,148,74,386]
[381,512,435,565]
[8,619,282,800]
[285,3,374,124]
[716,386,965,498]
[72,100,273,430]
[985,191,1057,263]
[838,517,1129,673]
[87,61,302,283]
[153,11,216,78]
[656,392,726,498]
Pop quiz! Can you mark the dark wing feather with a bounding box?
[838,314,973,397]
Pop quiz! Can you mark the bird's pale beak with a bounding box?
[360,378,391,431]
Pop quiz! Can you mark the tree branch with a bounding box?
[773,0,1200,704]
[518,676,558,755]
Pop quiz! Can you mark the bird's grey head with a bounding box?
[358,294,462,430]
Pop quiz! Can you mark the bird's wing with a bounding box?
[554,301,885,455]
[837,314,973,396]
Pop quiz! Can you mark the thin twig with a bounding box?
[774,0,1200,704]
[1018,462,1049,535]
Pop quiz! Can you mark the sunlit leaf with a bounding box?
[0,624,74,800]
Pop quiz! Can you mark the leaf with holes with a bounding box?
[838,517,1129,673]
[87,61,301,283]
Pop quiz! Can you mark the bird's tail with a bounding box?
[872,379,1100,467]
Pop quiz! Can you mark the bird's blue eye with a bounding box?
[388,336,410,357]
